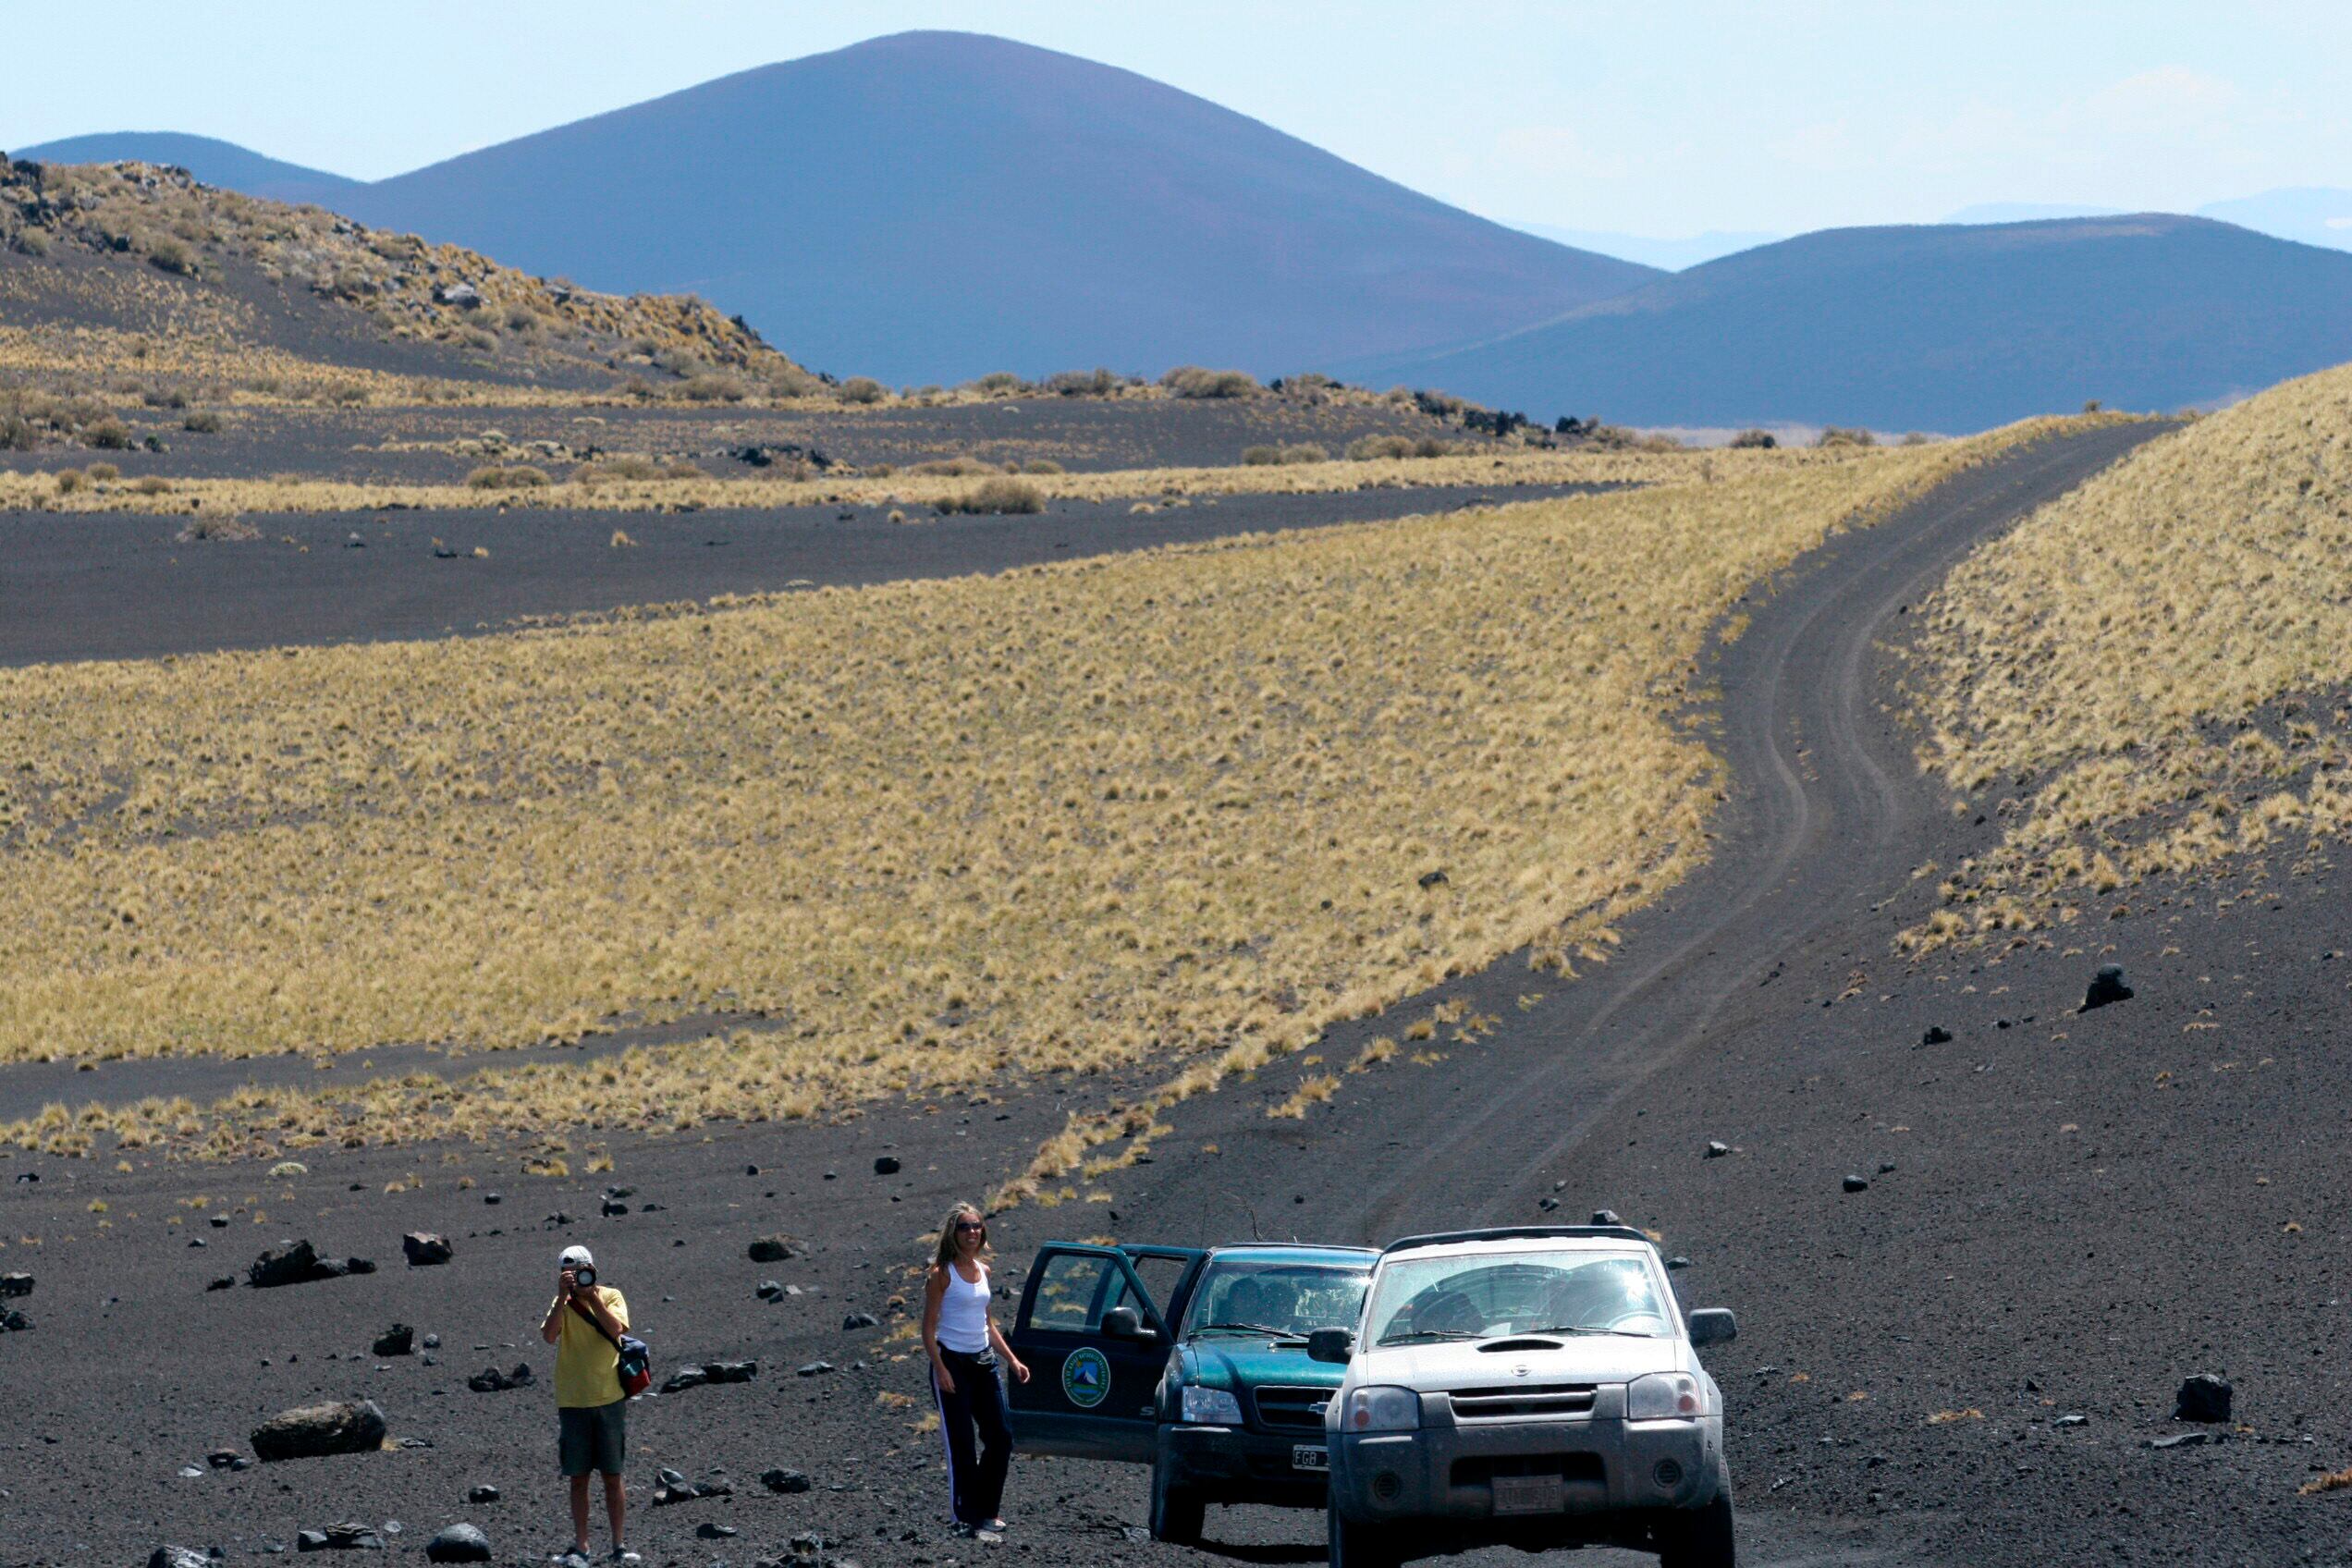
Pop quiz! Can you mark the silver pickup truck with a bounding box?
[1310,1225,1738,1568]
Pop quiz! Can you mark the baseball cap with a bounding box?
[559,1244,594,1268]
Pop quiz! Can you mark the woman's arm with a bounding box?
[921,1265,955,1394]
[986,1297,1030,1383]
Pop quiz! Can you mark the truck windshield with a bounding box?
[1182,1260,1369,1340]
[1366,1251,1670,1345]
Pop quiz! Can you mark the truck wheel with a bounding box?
[1327,1504,1402,1568]
[1655,1473,1735,1568]
[1149,1463,1205,1546]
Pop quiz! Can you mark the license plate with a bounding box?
[1292,1444,1329,1472]
[1492,1475,1562,1514]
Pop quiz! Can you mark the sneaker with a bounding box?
[949,1523,978,1539]
[550,1550,590,1565]
[609,1551,641,1565]
[983,1518,1009,1532]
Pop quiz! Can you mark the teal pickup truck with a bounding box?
[1007,1240,1376,1543]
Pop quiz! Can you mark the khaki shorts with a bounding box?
[558,1399,627,1476]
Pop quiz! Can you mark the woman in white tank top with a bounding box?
[922,1202,1031,1536]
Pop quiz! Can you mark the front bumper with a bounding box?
[1160,1423,1331,1505]
[1328,1408,1721,1527]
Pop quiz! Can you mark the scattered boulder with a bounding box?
[748,1234,801,1263]
[756,1280,785,1303]
[1417,870,1449,888]
[1666,1256,1691,1271]
[205,1449,241,1469]
[1841,1174,1869,1194]
[651,1469,732,1506]
[423,1333,441,1350]
[660,1366,709,1394]
[2149,1431,2211,1451]
[402,1233,453,1268]
[424,1525,491,1564]
[660,1359,756,1393]
[796,1360,834,1378]
[0,1306,29,1332]
[873,1156,901,1176]
[294,1524,383,1552]
[149,1548,214,1568]
[206,1276,235,1292]
[467,1364,534,1393]
[434,283,482,310]
[1537,1196,1560,1212]
[2174,1374,2233,1424]
[0,1271,31,1297]
[760,1468,812,1494]
[2082,964,2135,1011]
[372,1324,414,1357]
[248,1240,372,1288]
[466,1485,499,1504]
[1703,1142,1730,1159]
[1589,1209,1622,1227]
[601,1199,628,1218]
[251,1400,387,1462]
[2054,1414,2088,1428]
[1921,1025,1954,1045]
[695,1524,738,1540]
[841,1312,879,1330]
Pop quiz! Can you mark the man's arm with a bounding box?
[539,1289,568,1345]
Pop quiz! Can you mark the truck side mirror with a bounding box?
[1307,1329,1354,1365]
[1102,1305,1149,1339]
[1686,1308,1737,1348]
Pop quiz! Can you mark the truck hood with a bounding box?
[1183,1339,1343,1391]
[1351,1335,1686,1392]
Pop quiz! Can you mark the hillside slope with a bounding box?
[27,32,1658,385]
[11,131,361,207]
[1345,214,2352,431]
[0,155,819,405]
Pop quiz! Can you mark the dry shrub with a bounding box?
[936,476,1045,516]
[174,513,259,543]
[83,419,132,450]
[909,457,994,478]
[1022,459,1066,475]
[1816,426,1876,448]
[576,455,662,484]
[181,410,225,434]
[87,461,121,482]
[838,376,887,406]
[465,464,552,491]
[53,468,86,494]
[1729,429,1777,449]
[679,374,746,403]
[1241,445,1282,466]
[1346,435,1417,461]
[1161,365,1258,399]
[131,475,172,496]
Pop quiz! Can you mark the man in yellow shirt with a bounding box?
[538,1244,638,1564]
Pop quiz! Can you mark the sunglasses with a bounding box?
[954,1221,986,1233]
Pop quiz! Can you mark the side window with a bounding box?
[1126,1255,1188,1324]
[1029,1253,1112,1333]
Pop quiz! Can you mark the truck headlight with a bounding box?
[1625,1372,1702,1421]
[1181,1386,1244,1425]
[1341,1386,1421,1432]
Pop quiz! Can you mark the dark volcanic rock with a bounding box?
[659,1366,708,1394]
[423,1525,491,1563]
[0,1306,29,1332]
[467,1363,533,1393]
[841,1311,879,1330]
[2082,964,2135,1011]
[251,1401,386,1462]
[760,1467,813,1494]
[149,1548,213,1568]
[651,1472,733,1506]
[206,1276,235,1292]
[294,1524,383,1552]
[747,1233,800,1263]
[1921,1025,1954,1045]
[1704,1141,1730,1158]
[248,1240,371,1287]
[796,1360,835,1378]
[0,1271,31,1297]
[660,1359,756,1393]
[695,1524,738,1540]
[371,1324,414,1357]
[756,1280,785,1302]
[873,1155,901,1175]
[401,1232,453,1267]
[1843,1175,1870,1193]
[205,1449,240,1469]
[1590,1209,1622,1226]
[2174,1373,2233,1423]
[466,1484,499,1503]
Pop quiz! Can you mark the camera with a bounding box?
[570,1265,596,1289]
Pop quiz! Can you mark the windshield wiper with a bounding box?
[1376,1329,1484,1345]
[1191,1321,1306,1339]
[1511,1324,1659,1339]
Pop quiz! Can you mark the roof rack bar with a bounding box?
[1379,1225,1653,1255]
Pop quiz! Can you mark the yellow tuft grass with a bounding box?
[0,420,2073,1158]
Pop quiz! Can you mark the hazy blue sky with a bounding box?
[7,1,2348,237]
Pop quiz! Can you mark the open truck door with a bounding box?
[1008,1242,1203,1462]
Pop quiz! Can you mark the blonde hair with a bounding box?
[934,1201,990,1269]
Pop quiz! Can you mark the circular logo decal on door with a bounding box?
[1060,1346,1111,1409]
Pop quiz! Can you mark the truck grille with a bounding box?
[1451,1452,1606,1488]
[1448,1384,1598,1421]
[1252,1385,1331,1432]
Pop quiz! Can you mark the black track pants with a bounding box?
[931,1347,1012,1525]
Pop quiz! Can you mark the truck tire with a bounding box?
[1149,1463,1205,1546]
[1655,1468,1736,1568]
[1327,1504,1402,1568]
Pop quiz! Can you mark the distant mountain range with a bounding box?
[16,31,2352,428]
[20,33,1655,386]
[1340,214,2352,431]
